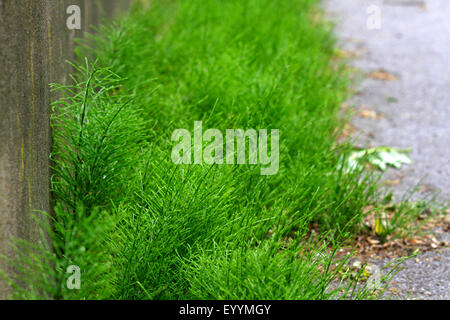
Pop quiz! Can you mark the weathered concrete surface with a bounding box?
[323,0,450,299]
[0,0,131,300]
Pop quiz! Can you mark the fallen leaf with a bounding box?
[384,179,400,186]
[341,146,412,172]
[409,238,425,245]
[368,69,398,81]
[359,108,381,119]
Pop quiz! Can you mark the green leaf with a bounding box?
[342,147,412,172]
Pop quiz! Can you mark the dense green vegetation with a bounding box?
[5,0,392,299]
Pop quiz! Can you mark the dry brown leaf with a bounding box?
[384,179,400,186]
[368,69,398,81]
[359,108,381,119]
[341,123,355,139]
[408,238,425,245]
[367,238,380,245]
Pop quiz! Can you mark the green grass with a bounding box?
[3,0,396,299]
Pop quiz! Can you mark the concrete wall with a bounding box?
[0,0,131,299]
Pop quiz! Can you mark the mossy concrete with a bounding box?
[0,0,131,299]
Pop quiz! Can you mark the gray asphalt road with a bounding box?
[324,0,450,202]
[323,0,449,299]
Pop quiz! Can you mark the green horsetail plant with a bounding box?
[1,61,148,299]
[50,60,147,213]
